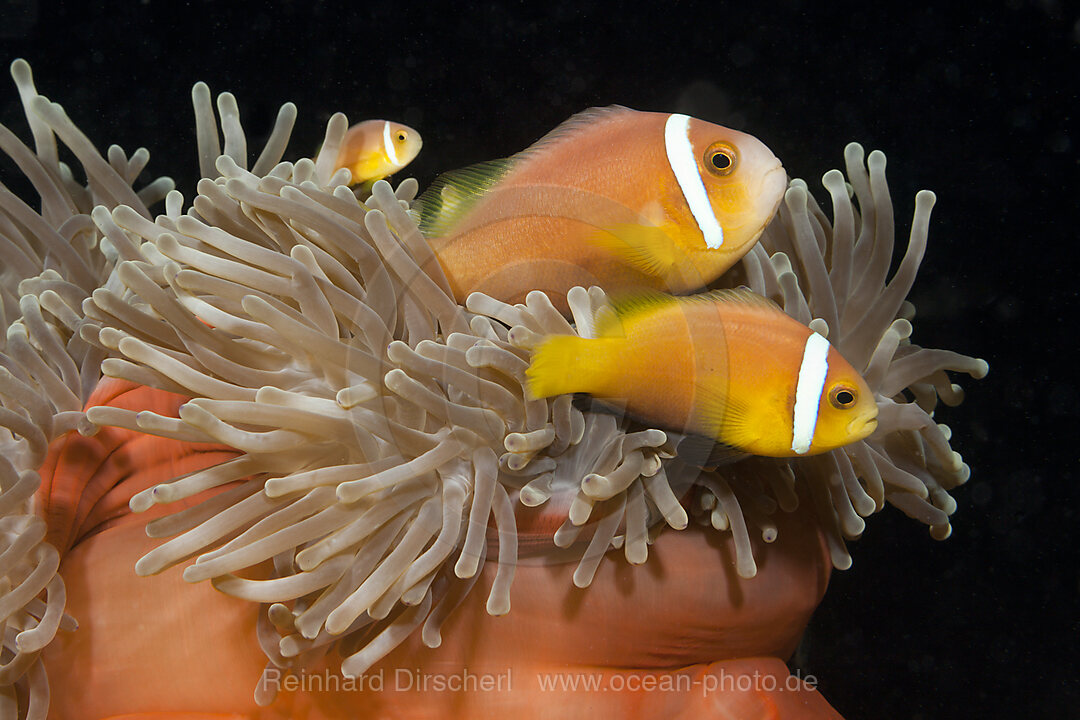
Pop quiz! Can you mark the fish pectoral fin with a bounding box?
[354,178,379,196]
[675,433,749,468]
[590,223,680,278]
[694,381,761,452]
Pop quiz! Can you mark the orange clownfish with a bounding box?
[525,290,879,458]
[335,119,422,185]
[415,106,787,310]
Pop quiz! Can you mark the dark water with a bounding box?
[2,1,1076,716]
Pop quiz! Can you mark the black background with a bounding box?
[2,1,1077,716]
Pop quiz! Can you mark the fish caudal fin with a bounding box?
[525,335,620,400]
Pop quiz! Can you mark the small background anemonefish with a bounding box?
[335,119,422,186]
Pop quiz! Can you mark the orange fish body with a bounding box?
[526,291,879,457]
[416,107,787,309]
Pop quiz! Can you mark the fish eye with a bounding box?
[396,131,408,143]
[829,385,858,409]
[704,142,737,176]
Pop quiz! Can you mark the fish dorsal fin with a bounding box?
[413,106,634,237]
[596,287,780,337]
[412,158,515,237]
[690,287,784,312]
[516,105,634,162]
[595,291,679,337]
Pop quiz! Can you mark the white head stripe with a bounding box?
[382,121,401,166]
[663,113,724,249]
[791,332,831,455]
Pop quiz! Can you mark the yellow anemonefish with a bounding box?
[335,119,422,185]
[525,290,878,458]
[414,106,787,311]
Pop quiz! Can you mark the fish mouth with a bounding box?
[847,413,879,440]
[753,163,788,233]
[762,163,787,197]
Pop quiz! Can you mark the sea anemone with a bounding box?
[0,58,985,714]
[0,58,177,716]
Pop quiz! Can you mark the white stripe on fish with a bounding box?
[664,113,724,249]
[382,120,401,166]
[791,331,830,454]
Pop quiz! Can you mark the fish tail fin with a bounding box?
[526,335,619,400]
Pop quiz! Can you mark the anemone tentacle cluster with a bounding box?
[0,58,985,713]
[706,149,990,570]
[77,96,690,700]
[0,59,177,716]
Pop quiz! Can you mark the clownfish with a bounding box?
[525,290,879,458]
[414,106,787,310]
[335,119,422,185]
